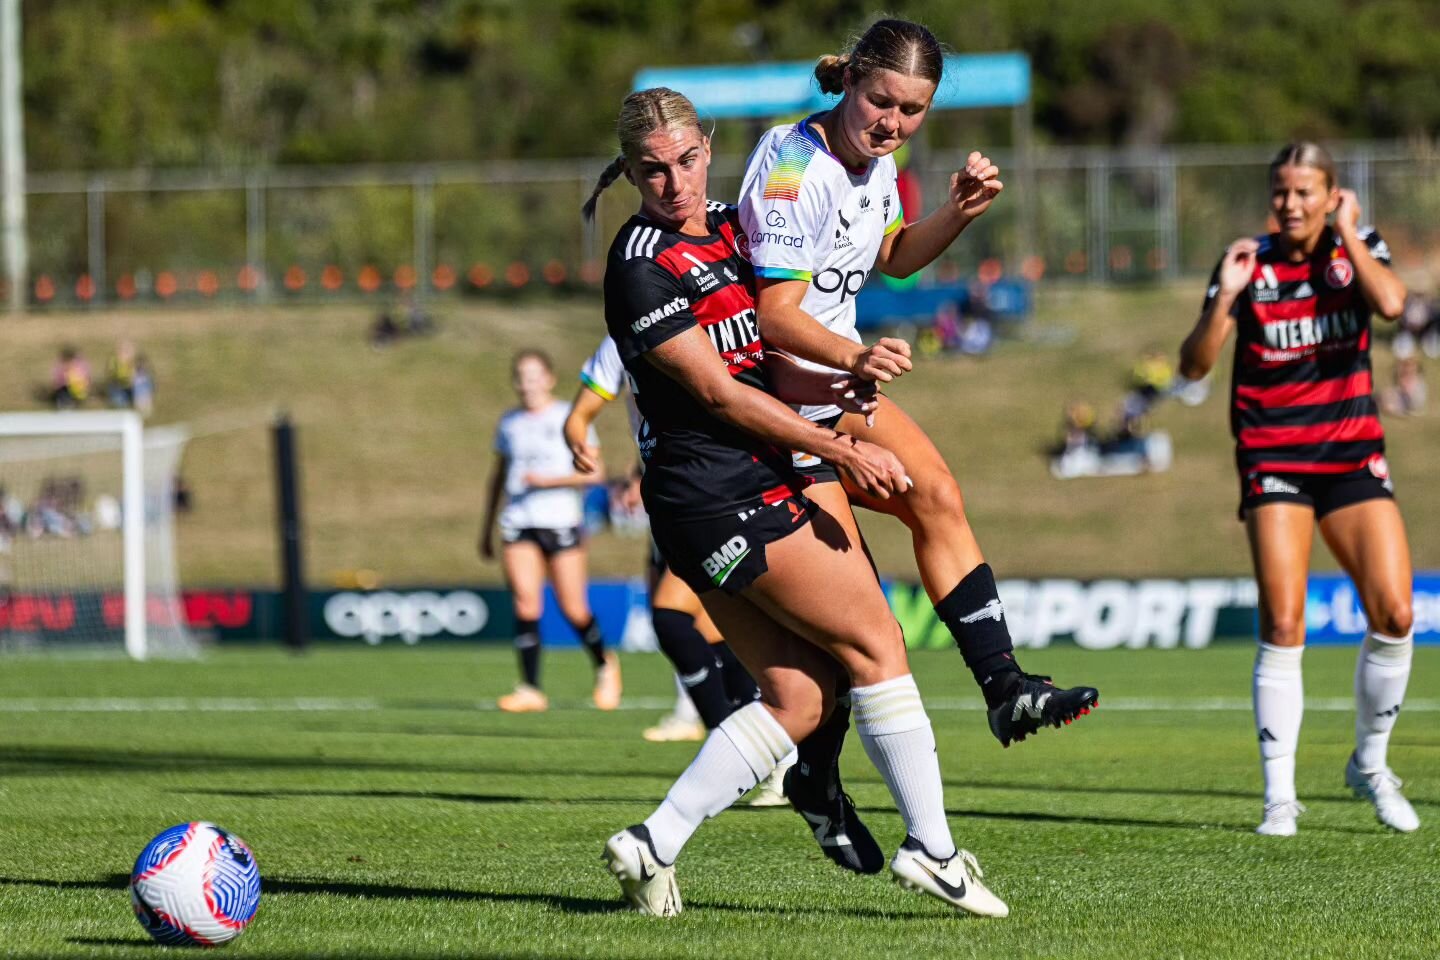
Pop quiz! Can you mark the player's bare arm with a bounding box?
[479,453,507,560]
[564,385,607,474]
[876,151,1002,279]
[754,277,913,383]
[644,325,907,499]
[1179,237,1254,379]
[1334,189,1406,320]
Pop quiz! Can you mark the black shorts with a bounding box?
[650,496,817,596]
[791,412,842,485]
[1239,464,1394,520]
[500,525,584,556]
[646,534,668,582]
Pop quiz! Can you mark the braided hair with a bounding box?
[582,87,703,221]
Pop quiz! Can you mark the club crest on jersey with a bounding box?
[1326,258,1354,289]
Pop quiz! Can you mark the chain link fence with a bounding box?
[12,140,1440,310]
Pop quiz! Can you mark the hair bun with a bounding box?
[813,53,850,94]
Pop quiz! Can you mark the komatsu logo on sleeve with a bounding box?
[632,296,689,333]
[702,536,750,586]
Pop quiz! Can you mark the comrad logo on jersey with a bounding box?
[633,296,689,333]
[752,209,805,248]
[702,536,750,586]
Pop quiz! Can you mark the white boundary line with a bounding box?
[0,696,1437,714]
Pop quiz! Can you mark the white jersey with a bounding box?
[493,399,593,532]
[739,114,904,421]
[579,336,643,440]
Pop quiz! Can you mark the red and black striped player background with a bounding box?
[1202,224,1396,517]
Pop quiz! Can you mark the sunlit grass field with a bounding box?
[1,645,1437,958]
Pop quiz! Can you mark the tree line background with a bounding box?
[26,0,1440,173]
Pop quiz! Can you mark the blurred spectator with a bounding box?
[370,298,436,348]
[1394,292,1439,361]
[50,346,91,409]
[174,475,193,513]
[106,341,155,416]
[1380,355,1426,417]
[1059,400,1099,455]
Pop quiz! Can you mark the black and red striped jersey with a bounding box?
[1203,226,1392,477]
[604,201,807,522]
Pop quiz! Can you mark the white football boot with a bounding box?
[890,838,1009,918]
[1345,754,1420,833]
[1255,800,1306,836]
[603,825,681,917]
[746,749,796,807]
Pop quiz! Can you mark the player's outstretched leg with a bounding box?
[836,400,1100,746]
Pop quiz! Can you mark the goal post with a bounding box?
[0,410,194,659]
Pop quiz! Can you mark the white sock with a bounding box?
[643,701,794,863]
[672,674,700,723]
[851,674,956,859]
[1253,643,1304,805]
[1354,630,1413,773]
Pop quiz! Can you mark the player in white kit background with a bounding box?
[481,349,622,713]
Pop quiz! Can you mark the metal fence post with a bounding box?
[246,172,267,303]
[87,177,106,307]
[1087,155,1107,283]
[413,170,433,302]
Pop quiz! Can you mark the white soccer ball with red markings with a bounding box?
[129,821,261,946]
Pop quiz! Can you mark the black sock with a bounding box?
[712,640,760,707]
[935,563,1023,708]
[570,616,607,669]
[794,679,852,798]
[653,608,736,728]
[514,618,541,688]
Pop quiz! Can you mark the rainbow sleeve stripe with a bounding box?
[761,133,817,201]
[754,266,813,281]
[579,372,616,400]
[884,195,905,235]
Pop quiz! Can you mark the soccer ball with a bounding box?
[129,822,261,946]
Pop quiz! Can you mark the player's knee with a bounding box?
[831,620,908,686]
[907,472,968,531]
[765,696,823,742]
[1260,614,1305,647]
[1371,597,1413,638]
[512,598,543,621]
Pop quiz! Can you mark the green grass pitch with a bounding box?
[1,646,1437,958]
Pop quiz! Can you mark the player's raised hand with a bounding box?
[851,337,912,383]
[1218,237,1260,296]
[950,151,1003,223]
[1334,188,1362,235]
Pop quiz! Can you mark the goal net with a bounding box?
[0,412,196,658]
